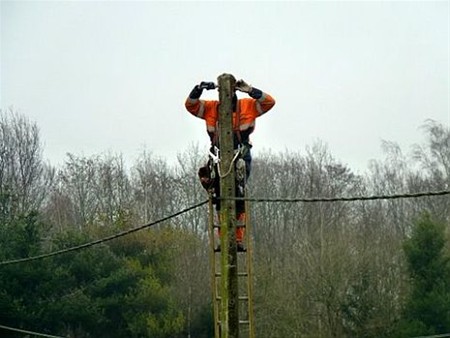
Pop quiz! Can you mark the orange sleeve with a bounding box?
[238,92,276,121]
[185,98,219,131]
[185,98,202,118]
[256,93,276,116]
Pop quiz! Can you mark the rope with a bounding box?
[217,150,240,178]
[0,324,66,338]
[221,190,450,203]
[0,200,208,267]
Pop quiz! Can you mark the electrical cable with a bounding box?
[411,333,450,338]
[0,324,66,338]
[222,189,450,203]
[2,190,447,266]
[0,200,208,267]
[0,189,448,336]
[1,190,448,267]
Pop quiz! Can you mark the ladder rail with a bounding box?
[208,178,256,338]
[207,195,221,338]
[244,195,255,338]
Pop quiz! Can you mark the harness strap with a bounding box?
[211,99,251,149]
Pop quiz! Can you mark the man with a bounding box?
[185,78,275,250]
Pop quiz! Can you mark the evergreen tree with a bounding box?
[0,214,185,337]
[396,213,450,337]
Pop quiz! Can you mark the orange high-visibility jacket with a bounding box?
[185,93,276,141]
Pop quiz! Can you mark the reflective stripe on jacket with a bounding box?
[185,93,276,136]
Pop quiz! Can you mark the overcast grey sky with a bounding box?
[1,1,449,173]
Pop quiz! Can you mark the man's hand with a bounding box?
[189,81,216,99]
[199,81,216,90]
[236,79,252,93]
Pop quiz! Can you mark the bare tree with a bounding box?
[91,153,133,227]
[131,149,176,224]
[173,143,209,235]
[0,109,54,220]
[411,120,450,223]
[58,153,99,230]
[249,142,373,337]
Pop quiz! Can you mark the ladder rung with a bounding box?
[215,272,248,277]
[213,248,248,253]
[216,320,250,325]
[216,296,249,301]
[213,224,246,228]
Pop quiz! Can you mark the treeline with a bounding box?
[0,109,449,337]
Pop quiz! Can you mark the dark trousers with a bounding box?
[213,148,251,215]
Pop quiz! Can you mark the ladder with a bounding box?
[208,197,255,338]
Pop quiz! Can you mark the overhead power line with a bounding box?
[0,200,208,267]
[224,190,450,203]
[411,333,450,338]
[0,190,448,267]
[0,324,66,338]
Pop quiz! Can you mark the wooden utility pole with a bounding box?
[217,73,239,338]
